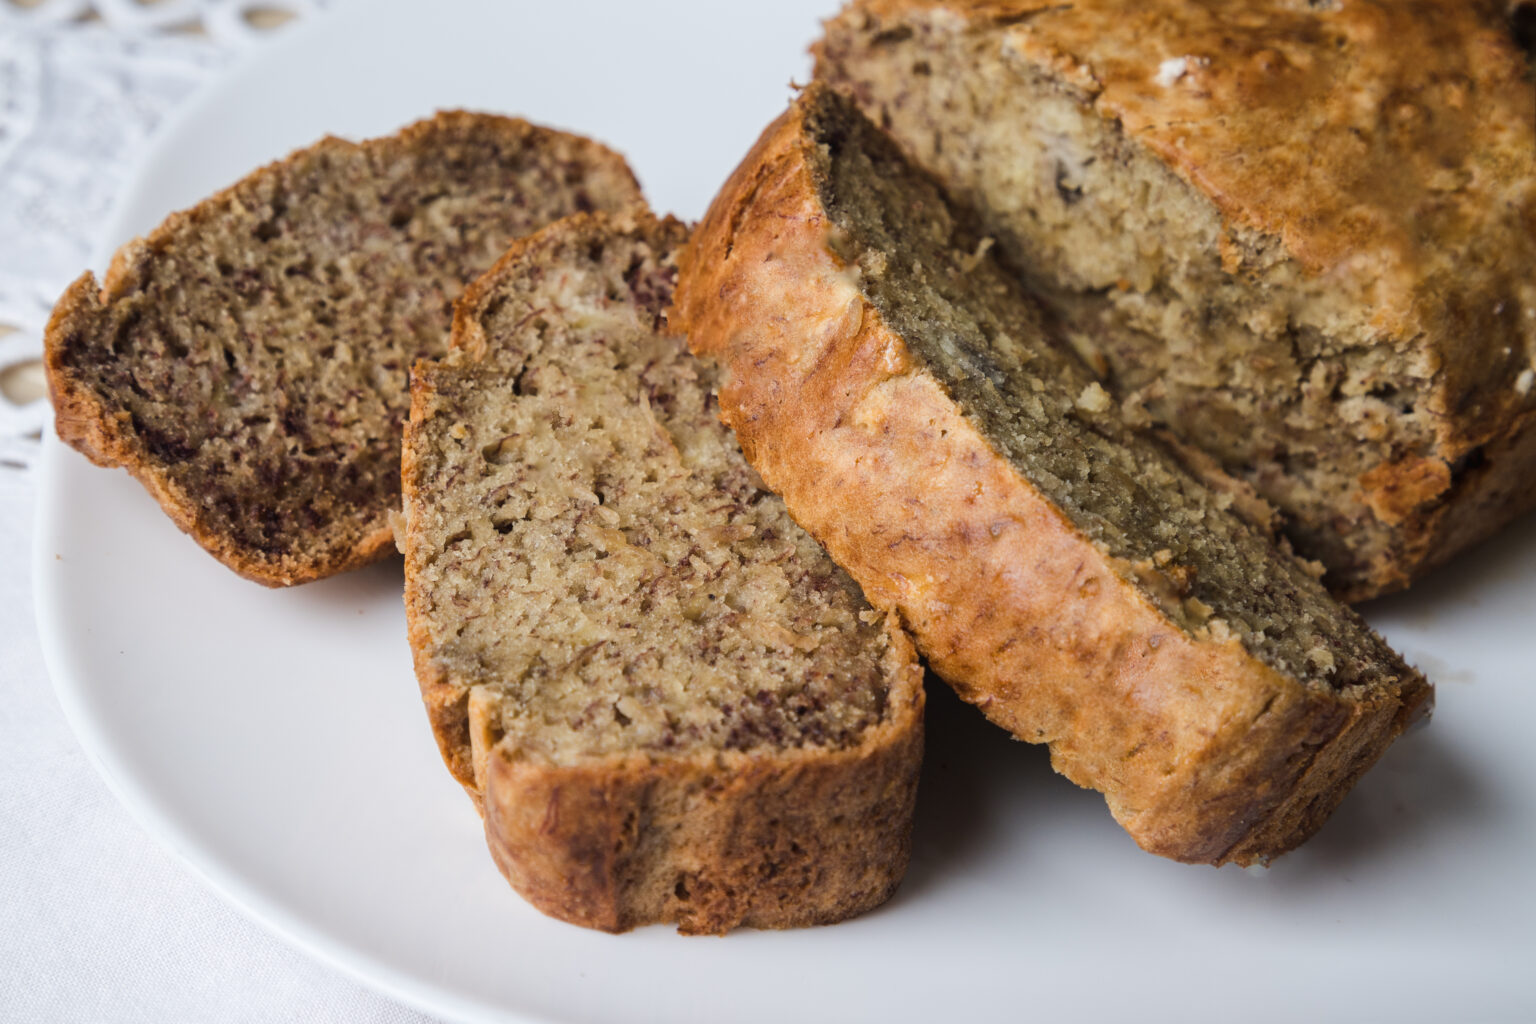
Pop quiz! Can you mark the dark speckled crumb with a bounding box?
[804,86,1401,697]
[406,212,898,761]
[46,112,641,583]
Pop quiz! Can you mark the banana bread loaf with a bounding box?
[45,111,642,585]
[815,0,1536,599]
[401,211,924,933]
[673,86,1430,866]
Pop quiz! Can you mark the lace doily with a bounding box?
[0,0,328,474]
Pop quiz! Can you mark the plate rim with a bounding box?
[29,6,551,1019]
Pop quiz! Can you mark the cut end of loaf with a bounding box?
[800,84,1410,701]
[674,83,1429,867]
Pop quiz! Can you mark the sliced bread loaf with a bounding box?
[401,211,924,933]
[816,0,1536,600]
[673,86,1430,866]
[45,112,642,585]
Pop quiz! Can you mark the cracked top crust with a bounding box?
[841,0,1535,320]
[820,0,1536,598]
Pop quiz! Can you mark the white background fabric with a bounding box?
[0,2,440,1019]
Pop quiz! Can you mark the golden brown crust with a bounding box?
[44,112,642,588]
[671,96,1429,864]
[815,0,1536,602]
[833,0,1533,292]
[401,211,926,932]
[478,638,923,934]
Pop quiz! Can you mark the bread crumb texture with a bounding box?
[409,218,897,762]
[403,213,923,933]
[805,89,1403,697]
[46,112,642,584]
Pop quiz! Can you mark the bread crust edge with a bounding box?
[478,626,924,935]
[670,94,1431,866]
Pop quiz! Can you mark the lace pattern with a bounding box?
[0,0,326,467]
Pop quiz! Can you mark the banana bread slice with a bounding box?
[816,0,1536,600]
[401,211,924,934]
[673,86,1430,866]
[45,112,642,586]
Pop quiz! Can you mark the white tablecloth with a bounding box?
[0,3,439,1019]
[2,475,438,1022]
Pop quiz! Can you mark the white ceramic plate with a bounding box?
[33,2,1536,1021]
